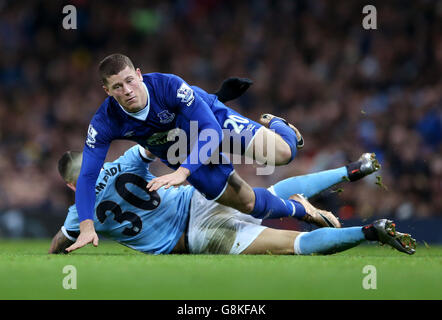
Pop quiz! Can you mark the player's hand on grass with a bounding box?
[147,167,190,192]
[66,219,99,253]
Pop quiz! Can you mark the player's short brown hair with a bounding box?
[58,151,83,184]
[98,53,135,84]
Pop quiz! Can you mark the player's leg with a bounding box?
[242,219,416,255]
[241,228,300,254]
[243,126,293,166]
[217,104,300,166]
[293,219,416,255]
[187,158,339,227]
[186,190,416,255]
[187,163,309,221]
[216,171,309,220]
[218,177,340,227]
[242,226,364,255]
[244,114,303,166]
[268,153,381,200]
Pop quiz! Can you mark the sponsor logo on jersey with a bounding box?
[124,130,135,137]
[145,128,182,146]
[157,110,175,124]
[86,124,98,148]
[177,82,195,106]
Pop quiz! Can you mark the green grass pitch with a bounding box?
[0,240,441,300]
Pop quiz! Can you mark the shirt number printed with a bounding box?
[223,115,249,134]
[96,173,161,236]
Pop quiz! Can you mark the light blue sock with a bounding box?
[271,167,348,200]
[294,227,366,255]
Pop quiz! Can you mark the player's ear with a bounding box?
[66,183,76,192]
[102,84,110,96]
[136,68,143,80]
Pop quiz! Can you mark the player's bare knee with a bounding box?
[274,141,292,165]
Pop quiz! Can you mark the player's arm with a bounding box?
[179,95,224,174]
[67,150,103,252]
[147,76,224,191]
[66,121,111,252]
[48,230,74,254]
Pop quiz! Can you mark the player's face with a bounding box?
[103,66,147,112]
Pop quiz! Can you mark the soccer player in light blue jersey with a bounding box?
[50,145,415,256]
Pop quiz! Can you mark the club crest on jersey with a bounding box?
[177,82,195,106]
[157,110,175,124]
[86,124,98,148]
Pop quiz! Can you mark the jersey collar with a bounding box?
[118,82,150,121]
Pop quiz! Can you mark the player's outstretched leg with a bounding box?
[294,219,416,255]
[241,218,415,255]
[217,173,309,221]
[269,152,381,200]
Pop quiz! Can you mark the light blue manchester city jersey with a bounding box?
[63,145,195,254]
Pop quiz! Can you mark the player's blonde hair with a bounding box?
[58,151,83,185]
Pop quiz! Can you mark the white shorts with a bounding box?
[187,191,267,254]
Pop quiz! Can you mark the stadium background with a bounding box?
[0,0,440,242]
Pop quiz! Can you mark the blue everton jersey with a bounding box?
[64,145,195,254]
[76,72,227,222]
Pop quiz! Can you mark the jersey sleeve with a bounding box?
[164,74,223,174]
[116,145,156,166]
[75,115,112,223]
[61,205,80,241]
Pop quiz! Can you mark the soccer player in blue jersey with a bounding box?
[69,53,316,252]
[50,145,416,255]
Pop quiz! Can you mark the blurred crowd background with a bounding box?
[0,0,440,238]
